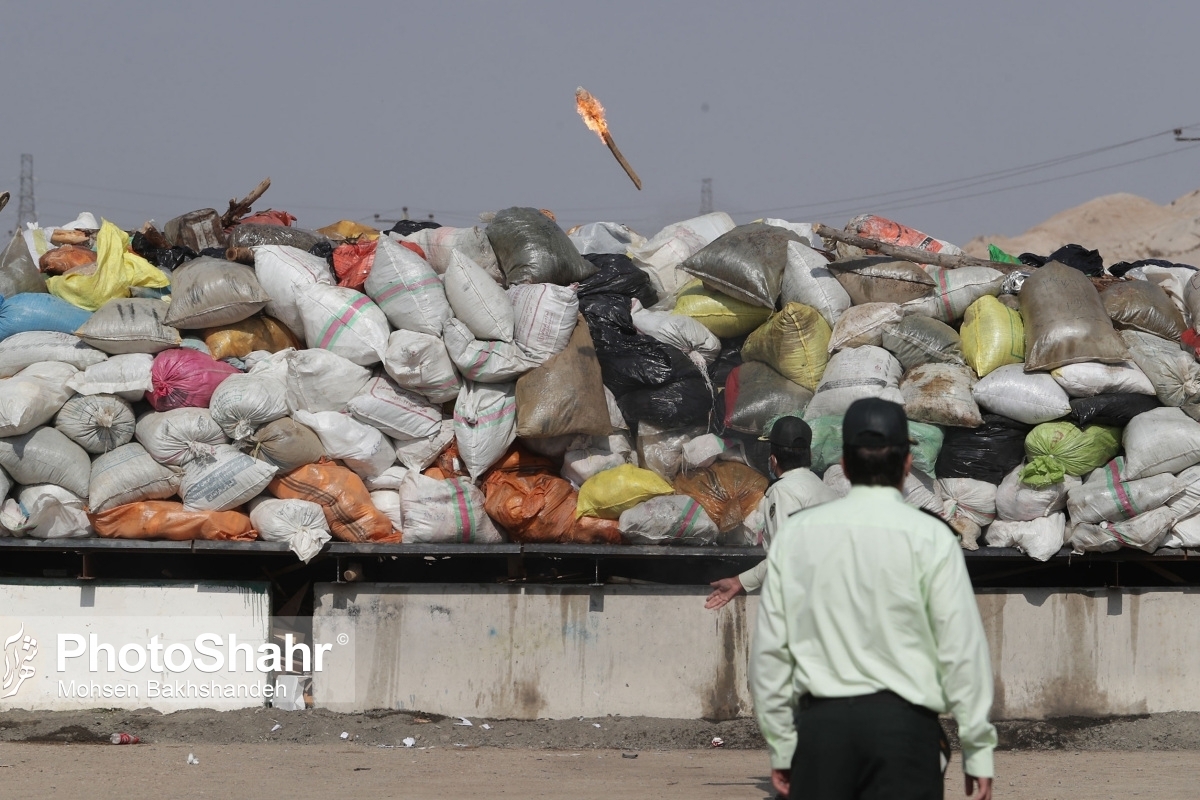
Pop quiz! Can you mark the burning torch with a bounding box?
[575,87,643,190]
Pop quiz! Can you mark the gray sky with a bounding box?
[3,0,1199,247]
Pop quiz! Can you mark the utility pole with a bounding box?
[700,178,713,214]
[17,154,35,229]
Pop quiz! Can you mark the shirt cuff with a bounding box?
[962,746,994,779]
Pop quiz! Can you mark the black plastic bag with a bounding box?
[935,413,1030,484]
[130,232,197,272]
[1070,393,1161,427]
[579,253,658,307]
[1046,243,1105,277]
[617,351,713,428]
[486,207,597,286]
[389,219,441,237]
[708,337,745,387]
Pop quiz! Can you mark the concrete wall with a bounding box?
[313,583,1200,720]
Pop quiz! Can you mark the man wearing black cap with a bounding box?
[751,398,996,800]
[705,416,836,610]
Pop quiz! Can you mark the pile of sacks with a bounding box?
[1,204,1199,562]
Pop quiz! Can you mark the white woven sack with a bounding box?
[252,245,335,339]
[1121,330,1200,407]
[89,443,181,513]
[365,236,452,335]
[803,346,903,420]
[398,226,502,282]
[248,497,331,562]
[368,490,405,531]
[1122,407,1200,479]
[619,495,719,546]
[630,300,721,365]
[66,353,153,402]
[0,331,106,378]
[296,284,389,366]
[827,303,903,352]
[135,408,228,466]
[1066,458,1180,524]
[561,434,636,487]
[939,477,998,528]
[972,364,1071,425]
[397,472,503,543]
[507,283,579,364]
[995,466,1079,521]
[0,484,91,539]
[985,514,1065,561]
[1069,507,1175,554]
[1050,361,1156,398]
[292,410,395,480]
[0,427,92,498]
[442,318,539,383]
[902,266,1004,322]
[392,420,455,472]
[180,444,276,512]
[0,361,78,437]
[285,348,371,413]
[780,240,850,327]
[444,251,513,342]
[209,372,289,441]
[54,395,135,454]
[382,329,462,404]
[900,363,982,428]
[628,212,735,296]
[346,376,443,440]
[364,466,410,491]
[453,380,517,480]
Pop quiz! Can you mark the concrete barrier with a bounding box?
[313,583,1200,720]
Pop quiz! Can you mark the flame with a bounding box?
[575,87,609,140]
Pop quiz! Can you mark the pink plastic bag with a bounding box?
[147,348,240,411]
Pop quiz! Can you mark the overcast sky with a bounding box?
[3,0,1199,246]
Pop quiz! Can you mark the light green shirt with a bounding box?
[750,485,997,778]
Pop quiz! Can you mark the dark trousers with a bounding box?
[788,692,944,800]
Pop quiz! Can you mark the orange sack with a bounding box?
[91,501,256,541]
[39,244,97,276]
[203,315,301,360]
[268,459,400,543]
[673,461,768,534]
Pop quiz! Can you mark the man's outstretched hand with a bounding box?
[705,576,744,609]
[965,775,993,800]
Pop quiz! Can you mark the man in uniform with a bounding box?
[705,416,836,610]
[751,398,995,799]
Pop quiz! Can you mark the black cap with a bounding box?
[762,415,813,451]
[842,398,911,449]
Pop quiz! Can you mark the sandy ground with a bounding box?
[0,743,1195,799]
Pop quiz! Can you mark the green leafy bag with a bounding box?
[1021,422,1121,487]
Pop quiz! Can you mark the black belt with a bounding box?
[797,690,939,721]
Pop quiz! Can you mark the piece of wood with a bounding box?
[225,246,256,265]
[138,222,172,250]
[813,223,1022,272]
[0,192,8,214]
[220,177,271,228]
[49,229,92,246]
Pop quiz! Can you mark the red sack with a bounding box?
[239,209,296,227]
[147,348,240,411]
[333,240,377,291]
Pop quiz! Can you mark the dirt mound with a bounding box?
[966,189,1200,266]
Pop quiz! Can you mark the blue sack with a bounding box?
[0,293,93,340]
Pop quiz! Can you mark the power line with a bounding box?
[806,140,1200,222]
[735,122,1200,218]
[17,154,35,228]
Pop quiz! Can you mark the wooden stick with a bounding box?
[813,223,1022,272]
[220,177,272,228]
[0,192,8,214]
[601,132,642,190]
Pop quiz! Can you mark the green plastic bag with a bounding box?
[802,414,941,477]
[987,244,1022,265]
[1020,422,1122,488]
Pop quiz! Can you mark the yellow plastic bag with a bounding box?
[672,280,770,338]
[576,464,674,519]
[47,220,169,312]
[316,220,380,241]
[741,302,831,390]
[961,295,1024,378]
[203,316,301,360]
